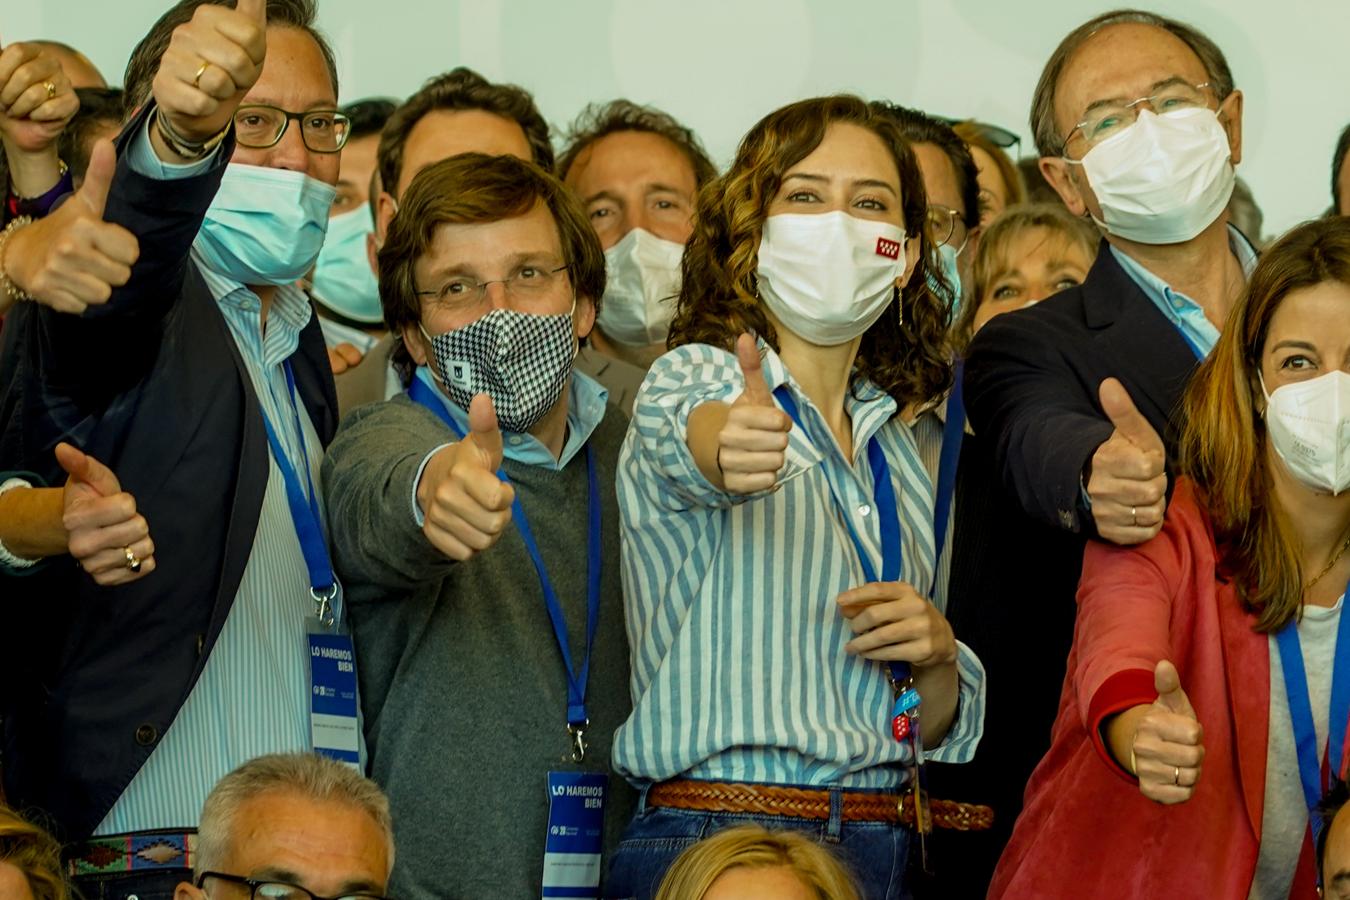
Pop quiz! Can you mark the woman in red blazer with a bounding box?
[991,216,1350,900]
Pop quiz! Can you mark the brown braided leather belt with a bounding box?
[648,780,993,831]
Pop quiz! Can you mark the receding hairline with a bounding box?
[1052,22,1213,139]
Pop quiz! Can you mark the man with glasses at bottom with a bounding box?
[0,3,364,898]
[175,753,395,900]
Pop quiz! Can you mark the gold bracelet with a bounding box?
[0,215,34,304]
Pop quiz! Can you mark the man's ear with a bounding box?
[1218,88,1244,166]
[1040,156,1094,219]
[574,294,597,341]
[174,879,206,900]
[402,321,430,367]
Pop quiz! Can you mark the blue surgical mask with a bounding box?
[194,163,337,286]
[311,205,382,324]
[929,243,964,323]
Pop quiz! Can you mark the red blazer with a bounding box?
[990,479,1320,899]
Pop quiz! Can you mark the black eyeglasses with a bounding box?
[233,104,352,154]
[196,871,391,900]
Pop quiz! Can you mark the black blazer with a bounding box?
[0,104,338,838]
[963,240,1200,535]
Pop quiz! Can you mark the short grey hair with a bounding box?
[195,753,395,878]
[1030,9,1235,158]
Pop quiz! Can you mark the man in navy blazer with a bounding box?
[967,9,1255,542]
[925,12,1259,897]
[0,2,349,895]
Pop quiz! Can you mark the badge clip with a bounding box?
[568,720,589,764]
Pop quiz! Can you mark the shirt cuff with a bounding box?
[923,640,987,764]
[410,442,454,527]
[128,115,222,180]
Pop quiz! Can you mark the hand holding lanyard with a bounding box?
[774,383,941,863]
[415,393,516,562]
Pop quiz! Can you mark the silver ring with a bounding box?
[123,546,141,573]
[1173,766,1181,786]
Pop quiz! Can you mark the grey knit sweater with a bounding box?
[322,394,637,900]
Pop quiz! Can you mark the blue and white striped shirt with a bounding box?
[96,260,333,834]
[611,342,985,790]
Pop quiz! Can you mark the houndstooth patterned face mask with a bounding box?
[423,302,578,433]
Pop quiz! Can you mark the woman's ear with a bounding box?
[897,236,921,290]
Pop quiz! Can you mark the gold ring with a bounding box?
[1173,766,1181,786]
[1132,506,1138,527]
[44,80,56,100]
[123,546,142,573]
[193,61,209,89]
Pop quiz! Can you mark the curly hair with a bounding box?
[669,94,952,409]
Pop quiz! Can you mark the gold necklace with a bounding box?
[1306,531,1350,592]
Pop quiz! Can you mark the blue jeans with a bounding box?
[72,868,190,900]
[603,787,911,900]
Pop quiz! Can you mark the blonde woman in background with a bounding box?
[0,806,68,900]
[655,825,861,900]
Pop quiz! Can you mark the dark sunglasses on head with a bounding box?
[935,116,1021,151]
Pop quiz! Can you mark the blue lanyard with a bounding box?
[932,359,965,564]
[408,377,602,756]
[1274,585,1350,847]
[258,361,339,625]
[773,386,911,684]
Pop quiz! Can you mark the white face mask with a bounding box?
[1070,107,1235,245]
[1262,370,1350,495]
[598,228,684,346]
[755,211,907,346]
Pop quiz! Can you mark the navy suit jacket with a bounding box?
[963,240,1200,535]
[0,104,338,839]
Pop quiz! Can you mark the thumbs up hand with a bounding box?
[57,442,156,586]
[1086,378,1168,545]
[416,393,516,561]
[1,139,140,315]
[715,333,793,494]
[1110,660,1205,804]
[151,0,268,152]
[0,39,79,154]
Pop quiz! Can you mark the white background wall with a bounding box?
[10,0,1350,238]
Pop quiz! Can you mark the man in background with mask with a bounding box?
[922,13,1253,897]
[332,68,627,416]
[874,103,980,322]
[557,99,716,411]
[323,153,635,898]
[0,4,358,896]
[307,96,398,410]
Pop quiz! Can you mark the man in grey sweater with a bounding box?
[323,152,636,899]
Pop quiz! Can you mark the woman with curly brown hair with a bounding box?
[604,95,986,900]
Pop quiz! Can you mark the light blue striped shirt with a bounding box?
[95,259,336,834]
[612,342,985,790]
[1109,224,1259,358]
